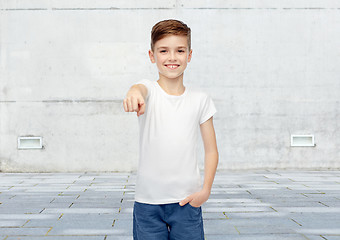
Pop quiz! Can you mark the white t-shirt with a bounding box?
[135,79,217,204]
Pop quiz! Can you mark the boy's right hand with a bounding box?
[123,86,146,117]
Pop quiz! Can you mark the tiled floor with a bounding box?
[0,170,339,240]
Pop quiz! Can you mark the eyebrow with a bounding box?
[157,46,187,50]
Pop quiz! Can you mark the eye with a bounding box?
[178,49,185,53]
[160,50,167,53]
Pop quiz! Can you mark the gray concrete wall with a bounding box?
[0,0,339,172]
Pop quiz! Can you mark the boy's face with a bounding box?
[149,35,192,81]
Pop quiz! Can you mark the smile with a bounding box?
[165,64,180,69]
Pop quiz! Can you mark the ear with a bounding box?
[149,50,156,63]
[187,49,193,63]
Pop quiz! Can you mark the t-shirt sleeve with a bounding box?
[199,93,217,125]
[135,79,153,100]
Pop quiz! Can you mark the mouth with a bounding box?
[165,64,180,69]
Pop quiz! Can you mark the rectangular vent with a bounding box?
[291,135,315,147]
[18,137,43,149]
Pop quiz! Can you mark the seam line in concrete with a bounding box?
[270,206,277,212]
[1,8,340,11]
[318,201,329,207]
[222,212,229,219]
[45,227,53,236]
[291,218,302,226]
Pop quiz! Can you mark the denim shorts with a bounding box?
[133,201,204,240]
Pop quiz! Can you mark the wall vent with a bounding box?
[291,135,315,147]
[18,137,43,149]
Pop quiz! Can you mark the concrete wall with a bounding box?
[0,0,339,172]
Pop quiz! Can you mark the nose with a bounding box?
[168,51,176,61]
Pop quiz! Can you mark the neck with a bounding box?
[157,74,185,96]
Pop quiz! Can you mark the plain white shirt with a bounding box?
[135,79,217,204]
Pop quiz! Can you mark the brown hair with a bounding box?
[151,19,191,51]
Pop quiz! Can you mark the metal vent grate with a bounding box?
[291,135,315,147]
[18,137,43,149]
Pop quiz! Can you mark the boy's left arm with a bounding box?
[179,116,219,207]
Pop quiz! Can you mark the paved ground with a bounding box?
[0,170,339,240]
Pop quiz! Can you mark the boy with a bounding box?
[123,19,218,239]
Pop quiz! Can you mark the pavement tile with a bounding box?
[42,207,118,214]
[70,202,121,208]
[204,206,275,213]
[0,213,59,220]
[296,228,340,235]
[105,236,133,240]
[322,237,340,240]
[114,213,133,220]
[224,217,298,228]
[205,234,320,240]
[234,225,294,234]
[0,220,27,227]
[23,218,60,228]
[50,228,127,235]
[0,227,51,235]
[204,219,240,235]
[202,212,226,219]
[0,205,45,214]
[273,207,340,213]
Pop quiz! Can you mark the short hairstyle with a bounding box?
[150,19,191,51]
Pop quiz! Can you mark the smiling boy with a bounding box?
[123,19,219,239]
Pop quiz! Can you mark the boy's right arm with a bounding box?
[123,84,148,117]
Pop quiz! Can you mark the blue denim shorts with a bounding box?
[133,201,204,240]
